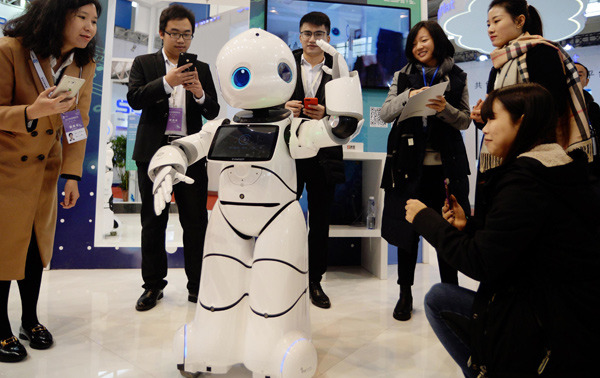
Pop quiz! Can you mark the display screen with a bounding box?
[208,125,279,161]
[265,0,411,89]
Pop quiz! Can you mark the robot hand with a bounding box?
[316,39,349,79]
[148,144,194,215]
[151,166,194,215]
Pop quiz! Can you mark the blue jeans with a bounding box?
[424,283,477,378]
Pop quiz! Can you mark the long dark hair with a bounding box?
[3,0,102,67]
[405,21,455,66]
[481,83,557,164]
[488,0,543,36]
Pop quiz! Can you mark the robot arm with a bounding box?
[147,119,222,214]
[290,40,364,159]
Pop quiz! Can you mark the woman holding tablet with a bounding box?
[0,0,101,362]
[379,20,471,322]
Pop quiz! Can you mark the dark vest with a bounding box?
[381,64,470,191]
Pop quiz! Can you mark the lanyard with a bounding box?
[30,50,82,105]
[422,66,440,87]
[301,64,323,98]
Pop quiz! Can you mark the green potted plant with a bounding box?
[110,135,129,201]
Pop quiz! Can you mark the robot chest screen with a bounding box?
[208,125,279,161]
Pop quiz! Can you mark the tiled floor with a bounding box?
[3,264,477,377]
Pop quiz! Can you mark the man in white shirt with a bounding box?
[284,12,344,309]
[127,4,220,311]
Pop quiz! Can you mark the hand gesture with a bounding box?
[316,39,349,79]
[26,86,77,120]
[303,103,326,120]
[409,87,429,98]
[442,194,467,231]
[285,100,303,117]
[470,98,484,123]
[152,166,194,215]
[427,95,447,113]
[183,68,204,99]
[405,199,427,223]
[60,179,79,209]
[164,64,196,88]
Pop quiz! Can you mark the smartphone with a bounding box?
[444,178,451,207]
[52,75,86,99]
[177,52,197,72]
[304,97,318,108]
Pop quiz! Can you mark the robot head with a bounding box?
[216,29,296,109]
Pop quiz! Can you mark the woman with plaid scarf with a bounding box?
[470,0,593,219]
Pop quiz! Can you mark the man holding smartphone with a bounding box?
[127,4,220,311]
[284,12,343,309]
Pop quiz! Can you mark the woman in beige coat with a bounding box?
[0,0,101,363]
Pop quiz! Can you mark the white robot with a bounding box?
[148,29,363,378]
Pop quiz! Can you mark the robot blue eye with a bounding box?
[277,63,292,83]
[232,67,251,89]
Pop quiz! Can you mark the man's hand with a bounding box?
[303,103,325,120]
[26,86,77,120]
[285,100,303,118]
[183,68,204,99]
[164,63,196,88]
[60,179,79,209]
[405,199,427,223]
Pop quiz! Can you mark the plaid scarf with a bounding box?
[480,34,593,171]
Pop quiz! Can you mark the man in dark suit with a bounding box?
[127,4,220,311]
[284,12,344,309]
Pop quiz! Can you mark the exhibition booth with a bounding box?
[1,0,598,274]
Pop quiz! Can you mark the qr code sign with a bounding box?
[370,107,389,128]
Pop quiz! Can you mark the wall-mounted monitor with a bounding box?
[265,0,411,89]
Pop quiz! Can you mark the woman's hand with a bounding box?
[303,103,326,120]
[442,194,467,231]
[409,87,429,97]
[470,98,484,124]
[61,179,79,209]
[426,95,447,113]
[405,199,427,223]
[26,86,77,120]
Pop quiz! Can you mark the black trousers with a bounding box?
[296,157,336,283]
[136,157,208,295]
[396,165,459,286]
[0,230,44,339]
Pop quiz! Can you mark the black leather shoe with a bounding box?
[393,293,413,321]
[188,292,198,303]
[1,336,27,362]
[135,289,163,311]
[19,324,53,350]
[309,281,331,309]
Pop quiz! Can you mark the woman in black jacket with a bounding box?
[406,84,600,377]
[379,20,471,321]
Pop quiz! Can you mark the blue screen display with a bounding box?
[265,0,411,88]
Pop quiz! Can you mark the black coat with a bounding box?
[414,147,600,377]
[127,50,220,162]
[289,49,345,184]
[381,64,471,247]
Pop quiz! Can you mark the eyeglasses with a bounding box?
[164,31,194,40]
[300,31,328,40]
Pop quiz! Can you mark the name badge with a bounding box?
[62,109,87,144]
[166,108,183,132]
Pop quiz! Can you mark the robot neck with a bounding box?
[233,108,291,123]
